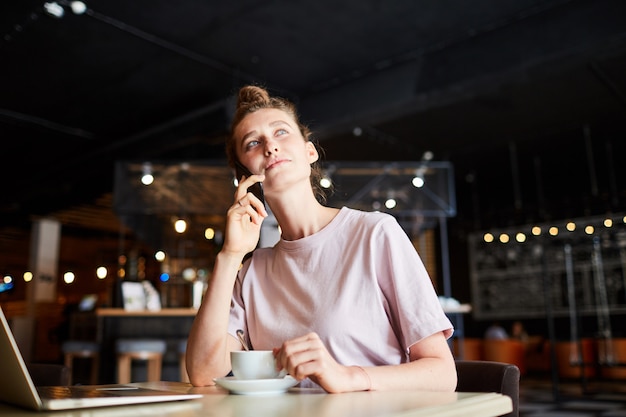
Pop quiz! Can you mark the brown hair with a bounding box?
[226,85,329,203]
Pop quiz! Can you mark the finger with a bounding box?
[247,193,268,218]
[283,333,320,353]
[234,194,267,222]
[283,348,327,382]
[278,334,323,371]
[241,200,266,225]
[235,174,265,200]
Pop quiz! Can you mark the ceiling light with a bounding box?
[320,176,332,189]
[141,162,154,185]
[70,1,87,15]
[320,165,335,189]
[44,2,65,18]
[412,165,426,188]
[412,175,424,188]
[384,198,396,209]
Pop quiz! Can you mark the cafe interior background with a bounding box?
[2,0,626,383]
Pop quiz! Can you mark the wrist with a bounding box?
[353,366,371,391]
[214,251,246,274]
[216,249,245,264]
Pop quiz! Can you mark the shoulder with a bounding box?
[341,207,397,227]
[341,208,406,239]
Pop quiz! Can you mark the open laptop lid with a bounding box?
[0,306,44,410]
[0,307,202,411]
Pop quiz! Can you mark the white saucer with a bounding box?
[214,375,298,395]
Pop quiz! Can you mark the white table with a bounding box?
[0,381,512,417]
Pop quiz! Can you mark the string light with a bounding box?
[174,219,187,233]
[96,266,107,279]
[63,271,75,284]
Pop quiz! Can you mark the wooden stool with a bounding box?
[115,339,166,384]
[61,340,100,385]
[178,339,189,383]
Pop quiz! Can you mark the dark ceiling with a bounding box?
[2,0,626,256]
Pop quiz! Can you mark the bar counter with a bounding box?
[95,308,198,317]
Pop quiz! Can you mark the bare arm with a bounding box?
[185,252,244,386]
[364,331,457,391]
[186,174,267,386]
[276,331,457,393]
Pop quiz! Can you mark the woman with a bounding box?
[186,85,457,393]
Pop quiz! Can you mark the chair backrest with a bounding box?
[455,360,520,417]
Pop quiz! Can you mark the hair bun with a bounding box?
[237,85,270,108]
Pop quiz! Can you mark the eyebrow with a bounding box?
[240,120,292,144]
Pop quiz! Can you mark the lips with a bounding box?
[265,158,289,171]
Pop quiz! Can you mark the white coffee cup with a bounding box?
[230,350,280,380]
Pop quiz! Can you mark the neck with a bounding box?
[267,191,339,241]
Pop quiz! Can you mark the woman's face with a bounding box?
[234,108,318,192]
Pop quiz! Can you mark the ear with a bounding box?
[305,141,319,164]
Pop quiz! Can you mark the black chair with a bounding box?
[27,363,72,386]
[455,360,520,417]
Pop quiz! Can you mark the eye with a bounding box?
[275,128,288,136]
[244,139,260,150]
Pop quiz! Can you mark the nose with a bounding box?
[264,138,279,156]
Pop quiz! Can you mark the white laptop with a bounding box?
[0,306,202,411]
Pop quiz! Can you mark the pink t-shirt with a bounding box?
[228,207,453,383]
